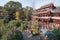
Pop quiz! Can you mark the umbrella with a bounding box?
[45,30,56,40]
[45,30,54,36]
[41,28,48,34]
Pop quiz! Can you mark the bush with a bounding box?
[20,23,24,32]
[8,20,21,28]
[1,29,24,40]
[0,20,24,40]
[7,20,24,31]
[0,26,8,40]
[0,19,5,26]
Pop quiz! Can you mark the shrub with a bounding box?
[0,20,24,40]
[7,20,24,31]
[0,26,8,40]
[1,29,24,40]
[8,20,21,28]
[0,19,5,26]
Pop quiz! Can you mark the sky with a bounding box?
[0,0,60,9]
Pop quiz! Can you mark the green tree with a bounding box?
[7,20,21,29]
[0,20,24,40]
[4,1,22,21]
[0,6,8,19]
[23,6,33,21]
[7,20,24,32]
[0,26,8,40]
[1,27,24,40]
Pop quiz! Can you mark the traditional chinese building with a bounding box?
[32,3,60,29]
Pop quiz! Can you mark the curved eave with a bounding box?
[33,16,60,20]
[33,16,50,19]
[51,17,60,19]
[34,10,50,15]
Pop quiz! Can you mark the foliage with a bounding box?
[31,21,39,35]
[0,19,5,26]
[47,33,57,40]
[4,1,22,21]
[1,28,24,40]
[23,6,33,21]
[7,20,24,31]
[47,27,60,40]
[0,26,8,40]
[4,16,11,23]
[0,1,34,40]
[8,20,21,28]
[4,1,22,13]
[20,22,24,32]
[52,27,60,40]
[0,20,24,40]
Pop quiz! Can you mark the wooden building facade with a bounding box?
[32,3,60,29]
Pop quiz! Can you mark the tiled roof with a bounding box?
[52,7,60,12]
[40,3,54,8]
[36,3,55,10]
[35,3,56,12]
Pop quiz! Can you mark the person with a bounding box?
[44,30,55,40]
[22,25,32,40]
[40,27,49,40]
[44,35,48,40]
[40,31,45,40]
[40,27,48,35]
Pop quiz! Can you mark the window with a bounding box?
[49,12,54,17]
[50,19,53,23]
[59,14,60,17]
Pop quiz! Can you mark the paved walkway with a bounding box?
[22,30,40,40]
[28,35,40,40]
